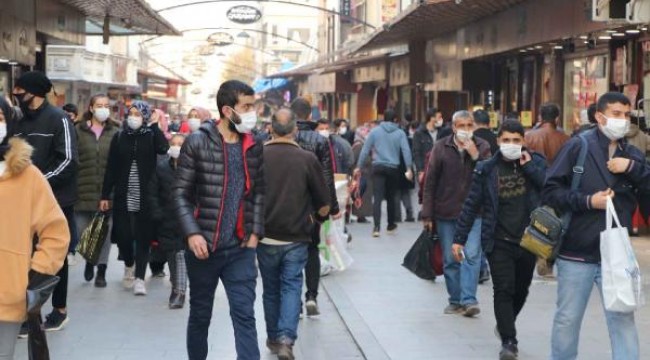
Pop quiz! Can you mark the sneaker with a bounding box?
[67,253,77,266]
[372,226,380,238]
[463,304,481,317]
[305,298,320,317]
[84,262,95,282]
[443,304,464,314]
[169,290,185,309]
[17,322,28,339]
[277,341,295,360]
[405,215,415,222]
[499,340,518,360]
[122,266,135,289]
[387,224,398,234]
[266,338,281,354]
[479,269,491,284]
[133,279,147,296]
[357,216,368,223]
[44,310,69,332]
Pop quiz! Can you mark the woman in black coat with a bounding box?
[99,101,169,296]
[147,134,187,309]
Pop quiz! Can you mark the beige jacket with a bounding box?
[625,124,650,159]
[0,138,69,322]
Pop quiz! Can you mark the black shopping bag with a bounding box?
[402,229,437,280]
[77,212,110,265]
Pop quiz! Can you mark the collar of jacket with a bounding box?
[264,137,300,148]
[0,138,32,181]
[78,119,117,132]
[443,133,464,152]
[591,127,628,152]
[201,119,255,149]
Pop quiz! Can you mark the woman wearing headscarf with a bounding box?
[151,108,172,141]
[351,123,374,223]
[183,106,212,134]
[0,97,69,359]
[99,100,169,296]
[75,94,120,288]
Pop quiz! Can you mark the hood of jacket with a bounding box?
[297,120,317,131]
[379,121,400,133]
[0,137,33,181]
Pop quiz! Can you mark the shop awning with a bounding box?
[138,70,191,85]
[355,0,527,52]
[59,0,180,36]
[266,52,400,79]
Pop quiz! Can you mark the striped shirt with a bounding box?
[126,160,141,212]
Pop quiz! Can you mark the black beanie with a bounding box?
[15,71,53,97]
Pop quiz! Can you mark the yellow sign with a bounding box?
[521,111,533,127]
[489,111,498,128]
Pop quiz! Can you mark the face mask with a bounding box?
[339,127,348,135]
[600,116,629,141]
[0,122,6,144]
[435,119,444,128]
[13,93,35,115]
[188,118,202,132]
[500,143,523,161]
[168,145,181,159]
[93,108,110,123]
[127,116,143,130]
[456,130,473,143]
[228,109,257,134]
[318,130,330,139]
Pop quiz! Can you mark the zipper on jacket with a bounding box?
[212,139,228,252]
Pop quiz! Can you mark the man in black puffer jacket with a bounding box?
[290,97,340,317]
[12,71,78,334]
[174,80,264,360]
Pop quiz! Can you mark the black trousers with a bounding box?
[488,239,536,343]
[305,223,321,300]
[51,205,74,309]
[113,211,152,280]
[372,165,399,228]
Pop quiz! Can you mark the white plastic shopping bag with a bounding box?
[319,219,354,272]
[600,197,645,312]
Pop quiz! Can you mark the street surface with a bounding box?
[14,216,650,360]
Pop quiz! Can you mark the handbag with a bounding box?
[601,197,645,312]
[521,133,589,260]
[77,212,110,265]
[26,271,60,360]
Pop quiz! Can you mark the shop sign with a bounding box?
[352,64,386,83]
[227,5,262,24]
[340,0,352,22]
[520,111,533,127]
[381,0,399,23]
[308,73,336,93]
[389,57,410,86]
[207,32,234,47]
[489,111,498,128]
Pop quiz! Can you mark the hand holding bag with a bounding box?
[600,197,645,313]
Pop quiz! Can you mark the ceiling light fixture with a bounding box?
[598,35,612,40]
[626,28,641,34]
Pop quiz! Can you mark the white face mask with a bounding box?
[318,130,330,139]
[600,116,629,141]
[230,109,257,134]
[188,118,202,132]
[127,116,143,130]
[93,108,110,123]
[500,143,523,161]
[0,122,6,144]
[435,119,444,128]
[456,129,473,143]
[168,145,181,159]
[339,126,348,135]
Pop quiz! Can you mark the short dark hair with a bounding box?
[63,103,78,116]
[473,110,490,125]
[383,109,397,123]
[317,118,331,127]
[498,120,525,138]
[333,118,348,127]
[587,103,598,124]
[597,92,631,113]
[271,108,296,136]
[290,97,312,120]
[216,80,254,119]
[426,108,438,119]
[540,103,560,123]
[404,113,413,122]
[409,121,420,130]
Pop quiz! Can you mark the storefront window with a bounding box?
[563,55,609,131]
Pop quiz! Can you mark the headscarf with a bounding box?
[127,100,152,135]
[354,124,371,145]
[152,109,172,140]
[189,106,212,122]
[0,96,17,160]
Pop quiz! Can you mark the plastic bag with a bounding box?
[601,197,645,312]
[403,229,439,280]
[77,212,110,265]
[319,219,354,272]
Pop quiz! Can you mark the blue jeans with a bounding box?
[551,259,639,360]
[437,218,482,306]
[186,247,260,360]
[257,242,309,343]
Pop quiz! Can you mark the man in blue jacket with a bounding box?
[354,109,413,237]
[544,92,650,360]
[452,120,546,360]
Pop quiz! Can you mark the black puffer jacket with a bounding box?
[295,120,339,215]
[173,121,265,252]
[148,156,184,252]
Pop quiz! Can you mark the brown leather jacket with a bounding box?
[524,123,569,166]
[421,135,492,221]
